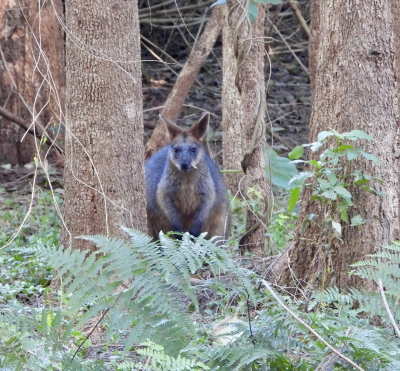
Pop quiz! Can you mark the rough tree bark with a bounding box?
[0,0,65,165]
[391,1,400,102]
[62,0,147,251]
[145,6,223,159]
[224,1,269,256]
[221,6,243,195]
[272,0,400,292]
[308,0,319,90]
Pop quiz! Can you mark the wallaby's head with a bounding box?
[160,113,209,172]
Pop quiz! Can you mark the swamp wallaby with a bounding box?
[145,113,231,243]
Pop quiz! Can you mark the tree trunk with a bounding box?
[62,0,147,252]
[224,1,269,256]
[308,0,320,90]
[221,6,243,195]
[391,1,400,103]
[273,0,400,292]
[145,6,223,159]
[0,0,65,165]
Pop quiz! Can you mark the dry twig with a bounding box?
[271,24,309,75]
[378,278,400,339]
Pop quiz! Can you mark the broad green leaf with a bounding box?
[288,171,314,188]
[350,214,364,226]
[321,189,337,200]
[332,220,342,235]
[317,178,330,188]
[265,148,298,189]
[326,171,338,186]
[334,186,352,199]
[347,148,359,161]
[346,130,374,141]
[308,159,321,168]
[324,148,342,159]
[363,186,386,197]
[317,131,334,142]
[310,141,323,152]
[340,209,349,223]
[288,145,304,160]
[337,144,354,151]
[288,187,300,212]
[248,2,258,24]
[354,179,369,185]
[339,197,353,207]
[361,152,381,164]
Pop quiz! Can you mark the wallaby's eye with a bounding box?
[191,147,197,154]
[174,147,180,154]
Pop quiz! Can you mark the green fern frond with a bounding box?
[34,229,255,360]
[137,340,210,371]
[0,305,106,371]
[159,232,256,304]
[351,243,400,291]
[192,342,288,371]
[318,286,353,306]
[366,251,400,264]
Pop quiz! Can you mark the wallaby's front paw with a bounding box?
[171,223,183,233]
[189,225,202,238]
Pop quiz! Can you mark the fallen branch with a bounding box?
[0,106,64,155]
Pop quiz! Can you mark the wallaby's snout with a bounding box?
[180,158,191,172]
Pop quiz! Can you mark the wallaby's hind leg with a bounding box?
[201,205,231,245]
[147,213,171,241]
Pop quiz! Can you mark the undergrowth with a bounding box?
[0,189,60,303]
[0,222,399,370]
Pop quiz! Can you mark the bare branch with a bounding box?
[378,279,400,340]
[287,0,311,38]
[0,106,64,155]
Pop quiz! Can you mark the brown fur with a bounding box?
[145,113,231,243]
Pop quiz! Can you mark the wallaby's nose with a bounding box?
[181,161,190,171]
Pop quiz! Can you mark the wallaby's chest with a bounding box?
[172,175,203,216]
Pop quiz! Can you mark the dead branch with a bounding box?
[0,106,64,156]
[378,279,400,339]
[287,0,310,38]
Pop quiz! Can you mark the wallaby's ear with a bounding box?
[189,112,209,140]
[160,115,184,140]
